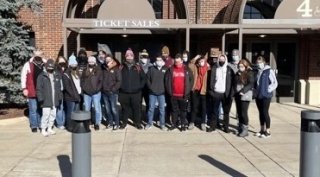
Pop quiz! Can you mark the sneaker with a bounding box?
[31,128,38,133]
[119,124,127,129]
[207,127,216,133]
[254,131,264,137]
[47,128,56,135]
[113,125,119,130]
[188,123,195,130]
[41,130,49,137]
[106,125,113,129]
[201,123,206,131]
[168,125,176,131]
[160,125,167,131]
[94,125,100,131]
[181,126,187,132]
[144,124,152,130]
[57,126,65,130]
[260,131,271,138]
[223,126,230,133]
[136,125,143,130]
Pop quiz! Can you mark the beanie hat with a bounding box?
[161,46,170,55]
[140,49,149,57]
[68,54,78,66]
[88,56,96,63]
[45,59,55,70]
[125,48,134,57]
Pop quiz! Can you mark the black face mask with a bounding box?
[71,67,77,70]
[219,62,225,66]
[88,64,95,68]
[47,69,54,73]
[34,59,43,65]
[59,63,67,69]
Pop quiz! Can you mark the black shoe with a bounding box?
[136,125,143,130]
[181,126,187,132]
[119,124,127,129]
[94,125,100,131]
[106,124,113,129]
[113,125,119,130]
[207,127,215,132]
[168,125,176,131]
[223,126,230,133]
[31,128,37,133]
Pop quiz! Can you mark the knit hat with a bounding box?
[88,56,96,63]
[45,59,55,70]
[140,49,149,57]
[125,48,134,57]
[68,54,78,66]
[161,46,169,55]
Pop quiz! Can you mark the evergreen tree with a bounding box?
[0,0,41,104]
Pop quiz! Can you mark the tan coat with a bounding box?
[188,59,209,95]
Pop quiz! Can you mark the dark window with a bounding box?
[244,5,265,19]
[148,0,163,19]
[28,32,35,47]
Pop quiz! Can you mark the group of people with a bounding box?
[21,46,278,138]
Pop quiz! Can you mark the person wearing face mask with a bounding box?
[119,48,146,130]
[165,53,194,131]
[62,54,81,131]
[229,49,240,74]
[54,56,68,130]
[81,56,103,131]
[144,55,168,130]
[234,59,254,137]
[77,48,88,75]
[182,50,190,64]
[254,56,278,138]
[97,50,107,70]
[188,56,210,131]
[102,56,122,130]
[208,54,235,133]
[21,50,44,133]
[36,59,63,137]
[139,49,153,120]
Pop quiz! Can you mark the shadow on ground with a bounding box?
[199,154,248,177]
[57,155,72,177]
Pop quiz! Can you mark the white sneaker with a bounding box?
[254,131,264,137]
[58,126,65,130]
[41,130,49,137]
[47,128,56,135]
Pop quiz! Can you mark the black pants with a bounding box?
[210,93,233,129]
[171,96,188,127]
[119,92,142,126]
[255,97,271,129]
[235,95,250,126]
[142,86,149,121]
[191,91,207,124]
[165,93,172,124]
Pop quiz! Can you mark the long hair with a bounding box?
[238,59,251,85]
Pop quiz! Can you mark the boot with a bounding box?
[237,123,243,136]
[239,125,249,137]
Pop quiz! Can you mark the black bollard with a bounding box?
[300,110,320,177]
[71,111,91,177]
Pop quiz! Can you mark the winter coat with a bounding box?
[81,66,103,96]
[256,65,278,99]
[62,69,81,102]
[189,60,210,95]
[235,71,254,95]
[208,63,235,98]
[36,71,63,108]
[165,65,194,99]
[21,58,43,98]
[120,63,146,94]
[102,61,122,94]
[146,65,168,95]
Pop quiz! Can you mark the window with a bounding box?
[244,5,265,19]
[148,0,163,19]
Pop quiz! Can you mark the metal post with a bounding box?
[238,28,243,58]
[77,33,81,54]
[63,28,68,59]
[186,27,190,51]
[222,32,226,54]
[71,111,91,177]
[300,110,320,177]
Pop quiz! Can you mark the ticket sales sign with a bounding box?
[93,19,160,28]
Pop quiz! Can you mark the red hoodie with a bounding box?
[172,64,185,97]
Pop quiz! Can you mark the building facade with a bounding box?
[19,0,320,105]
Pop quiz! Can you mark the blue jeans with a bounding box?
[147,94,165,127]
[102,93,119,126]
[55,101,65,127]
[27,98,41,128]
[84,92,102,125]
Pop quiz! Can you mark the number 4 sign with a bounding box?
[296,0,320,17]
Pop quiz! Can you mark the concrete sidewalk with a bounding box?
[0,102,319,177]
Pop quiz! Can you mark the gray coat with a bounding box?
[36,71,63,108]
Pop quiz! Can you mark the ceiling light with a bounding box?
[259,34,266,38]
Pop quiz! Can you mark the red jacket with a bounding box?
[21,60,37,98]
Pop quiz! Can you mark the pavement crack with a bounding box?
[117,128,127,177]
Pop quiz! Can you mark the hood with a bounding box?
[262,64,271,71]
[217,54,228,68]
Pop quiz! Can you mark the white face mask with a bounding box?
[156,61,164,67]
[258,63,264,69]
[183,57,188,62]
[239,67,245,72]
[232,56,240,62]
[199,61,205,67]
[141,58,148,64]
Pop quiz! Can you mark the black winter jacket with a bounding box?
[208,64,235,98]
[146,66,168,95]
[165,65,194,98]
[120,63,146,94]
[36,71,63,108]
[81,66,103,95]
[62,69,81,102]
[102,63,122,94]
